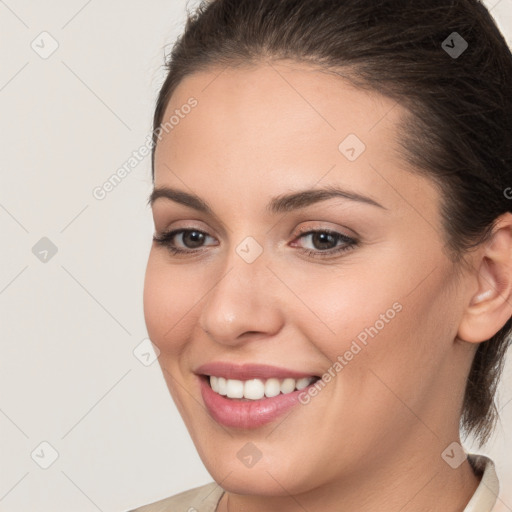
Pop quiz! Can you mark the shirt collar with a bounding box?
[463,453,500,512]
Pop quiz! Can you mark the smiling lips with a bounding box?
[195,362,321,428]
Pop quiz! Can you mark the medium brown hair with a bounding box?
[150,0,512,447]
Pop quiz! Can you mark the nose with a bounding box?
[198,248,284,346]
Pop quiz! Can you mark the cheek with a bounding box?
[293,259,451,396]
[143,253,200,354]
[288,263,403,351]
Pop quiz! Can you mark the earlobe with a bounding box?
[457,213,512,344]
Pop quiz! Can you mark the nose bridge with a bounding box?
[199,236,283,343]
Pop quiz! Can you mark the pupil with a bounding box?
[313,232,335,250]
[185,231,204,248]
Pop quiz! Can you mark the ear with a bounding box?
[457,212,512,344]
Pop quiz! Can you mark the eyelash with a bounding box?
[152,227,357,259]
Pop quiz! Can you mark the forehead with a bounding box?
[153,61,439,219]
[157,61,400,156]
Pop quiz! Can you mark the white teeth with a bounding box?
[217,377,227,395]
[295,377,313,390]
[244,379,265,400]
[280,378,296,394]
[208,375,316,400]
[226,379,244,399]
[264,378,281,398]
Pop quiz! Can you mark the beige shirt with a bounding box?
[128,453,499,512]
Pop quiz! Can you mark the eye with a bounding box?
[153,227,358,259]
[153,228,217,255]
[291,228,357,259]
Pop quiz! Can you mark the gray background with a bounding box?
[0,1,510,510]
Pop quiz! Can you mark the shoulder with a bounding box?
[127,481,224,512]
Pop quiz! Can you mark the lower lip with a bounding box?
[198,375,317,429]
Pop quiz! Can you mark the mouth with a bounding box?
[197,372,323,429]
[194,362,323,427]
[199,374,321,401]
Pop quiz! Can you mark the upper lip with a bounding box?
[194,362,319,381]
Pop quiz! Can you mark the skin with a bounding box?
[143,60,512,512]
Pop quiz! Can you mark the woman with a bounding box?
[130,0,512,510]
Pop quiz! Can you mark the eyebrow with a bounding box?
[147,185,387,213]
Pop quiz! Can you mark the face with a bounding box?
[144,61,473,496]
